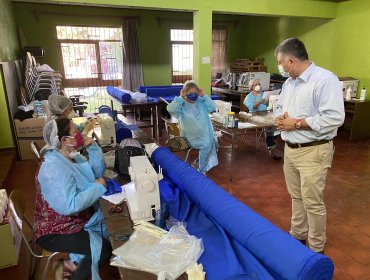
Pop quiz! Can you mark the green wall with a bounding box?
[0,0,20,148]
[241,16,336,75]
[332,0,370,99]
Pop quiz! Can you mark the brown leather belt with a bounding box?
[285,140,331,149]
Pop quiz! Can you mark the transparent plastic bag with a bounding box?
[111,220,204,280]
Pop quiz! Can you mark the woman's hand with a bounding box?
[180,89,187,99]
[198,88,204,97]
[260,98,265,104]
[83,137,95,147]
[95,178,107,188]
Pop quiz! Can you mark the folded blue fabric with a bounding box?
[106,86,132,103]
[138,85,182,93]
[145,87,181,97]
[211,94,222,100]
[152,147,334,280]
[104,179,122,196]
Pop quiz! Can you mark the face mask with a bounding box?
[278,64,293,78]
[68,111,78,119]
[254,85,261,92]
[66,132,84,150]
[186,93,199,102]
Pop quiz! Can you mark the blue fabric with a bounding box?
[38,145,108,280]
[106,86,132,103]
[138,85,182,93]
[210,94,222,100]
[115,121,133,143]
[167,96,218,172]
[104,179,122,196]
[145,87,181,97]
[152,147,334,280]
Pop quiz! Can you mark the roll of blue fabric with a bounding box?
[106,86,132,103]
[115,121,133,144]
[145,87,181,97]
[152,147,334,280]
[98,105,113,117]
[138,85,182,93]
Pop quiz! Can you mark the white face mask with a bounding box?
[254,85,261,92]
[278,64,293,78]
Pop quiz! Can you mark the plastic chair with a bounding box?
[9,189,67,280]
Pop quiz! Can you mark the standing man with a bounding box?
[274,38,344,254]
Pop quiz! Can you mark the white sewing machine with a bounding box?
[94,113,116,146]
[238,72,271,92]
[125,156,163,223]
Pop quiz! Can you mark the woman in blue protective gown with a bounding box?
[167,80,218,173]
[35,118,111,280]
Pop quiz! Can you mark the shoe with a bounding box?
[316,250,325,255]
[295,238,306,245]
[268,147,283,160]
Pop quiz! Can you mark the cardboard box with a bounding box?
[0,211,22,269]
[17,139,45,160]
[14,118,46,138]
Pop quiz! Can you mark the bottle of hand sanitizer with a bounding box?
[360,86,366,101]
[345,87,352,101]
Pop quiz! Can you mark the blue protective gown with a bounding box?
[38,143,107,280]
[167,95,218,172]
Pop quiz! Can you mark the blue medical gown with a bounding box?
[243,92,268,112]
[167,96,218,172]
[38,143,107,280]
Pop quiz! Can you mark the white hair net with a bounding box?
[48,95,72,115]
[183,80,199,93]
[248,79,260,90]
[40,120,60,156]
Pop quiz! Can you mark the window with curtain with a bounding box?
[211,29,227,79]
[170,28,228,84]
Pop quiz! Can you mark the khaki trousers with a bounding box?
[283,141,334,252]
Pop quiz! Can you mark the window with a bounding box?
[170,28,227,84]
[56,25,123,112]
[171,29,193,84]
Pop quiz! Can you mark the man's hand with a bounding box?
[275,112,297,131]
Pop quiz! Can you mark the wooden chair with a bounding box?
[9,189,66,280]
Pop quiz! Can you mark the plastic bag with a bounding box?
[111,220,204,280]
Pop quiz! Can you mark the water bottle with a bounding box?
[34,101,44,117]
[228,112,235,128]
[360,86,366,101]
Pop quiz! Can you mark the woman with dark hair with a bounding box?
[34,118,111,280]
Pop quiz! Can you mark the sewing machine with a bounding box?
[125,156,163,223]
[238,72,271,92]
[94,113,116,146]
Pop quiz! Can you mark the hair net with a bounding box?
[40,120,60,156]
[248,79,260,90]
[48,95,72,115]
[183,80,199,93]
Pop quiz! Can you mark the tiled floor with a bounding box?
[1,128,370,280]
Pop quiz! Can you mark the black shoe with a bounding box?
[296,238,306,245]
[316,250,325,255]
[268,147,283,160]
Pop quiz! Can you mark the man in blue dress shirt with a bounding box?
[274,38,345,254]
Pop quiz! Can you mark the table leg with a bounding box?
[150,106,155,138]
[229,130,235,181]
[155,104,161,139]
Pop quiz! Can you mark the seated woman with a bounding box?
[243,79,283,160]
[167,80,218,173]
[34,118,111,280]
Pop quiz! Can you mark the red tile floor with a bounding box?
[1,128,369,280]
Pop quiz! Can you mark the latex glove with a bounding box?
[82,118,96,136]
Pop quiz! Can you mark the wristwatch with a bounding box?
[294,119,302,129]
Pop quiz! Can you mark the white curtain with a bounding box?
[122,19,144,91]
[212,29,227,78]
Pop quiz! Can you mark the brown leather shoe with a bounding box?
[268,147,283,160]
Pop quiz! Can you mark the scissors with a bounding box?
[108,204,123,215]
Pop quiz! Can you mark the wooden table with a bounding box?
[211,86,248,112]
[109,96,160,139]
[342,99,370,142]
